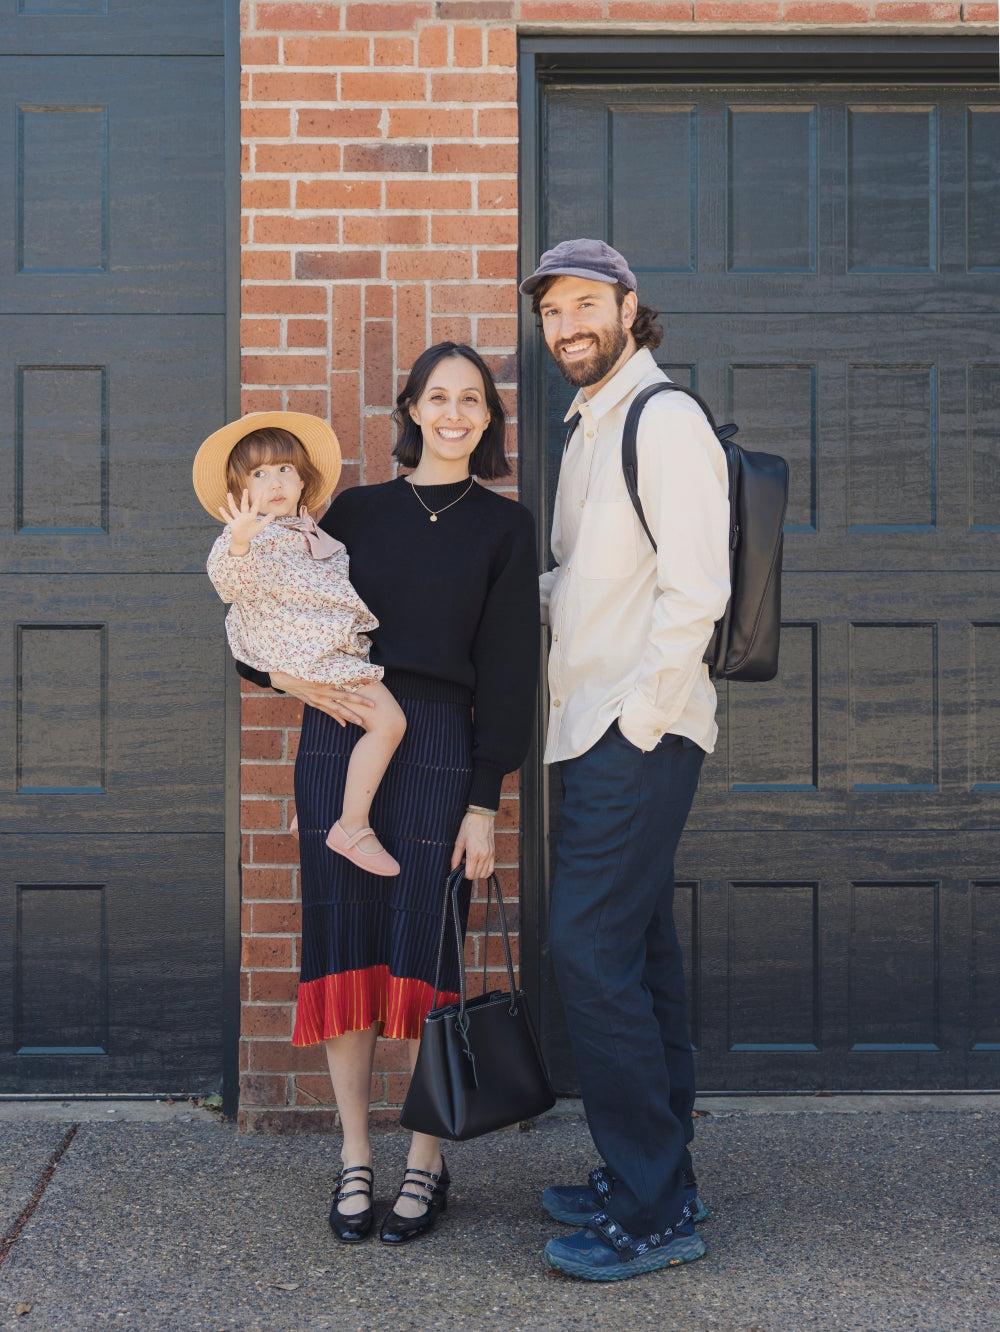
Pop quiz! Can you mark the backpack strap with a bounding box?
[622,381,738,553]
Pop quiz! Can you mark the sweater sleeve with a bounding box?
[467,505,540,809]
[206,526,281,604]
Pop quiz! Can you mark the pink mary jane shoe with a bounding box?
[327,822,400,877]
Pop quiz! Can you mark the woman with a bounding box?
[237,343,538,1244]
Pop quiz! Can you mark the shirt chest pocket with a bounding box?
[575,499,639,580]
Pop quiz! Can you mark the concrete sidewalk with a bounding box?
[1,1097,998,1332]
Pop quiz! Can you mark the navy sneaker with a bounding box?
[542,1165,710,1227]
[544,1204,706,1282]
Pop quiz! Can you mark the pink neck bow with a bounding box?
[279,515,343,560]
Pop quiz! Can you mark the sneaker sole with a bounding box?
[544,1232,706,1282]
[543,1196,711,1227]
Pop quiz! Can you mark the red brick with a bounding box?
[241,317,281,348]
[477,315,517,346]
[872,0,961,15]
[343,142,428,172]
[296,108,383,138]
[242,763,297,799]
[242,693,305,725]
[693,0,781,15]
[477,178,517,210]
[252,901,303,934]
[432,213,517,245]
[373,1039,410,1071]
[438,0,514,14]
[386,178,472,210]
[783,0,870,16]
[241,250,292,280]
[396,284,427,365]
[386,249,473,280]
[293,1074,336,1104]
[250,969,299,1003]
[256,215,344,246]
[242,107,292,138]
[240,1107,340,1134]
[242,352,328,384]
[962,2,998,15]
[254,143,341,174]
[241,388,284,412]
[246,1040,327,1074]
[430,316,472,343]
[295,179,382,210]
[453,24,484,65]
[242,179,291,210]
[417,23,449,64]
[388,107,475,137]
[252,2,343,31]
[241,1004,293,1038]
[365,319,395,406]
[361,415,396,484]
[330,286,363,371]
[519,0,603,15]
[340,71,427,101]
[476,250,517,281]
[365,285,394,318]
[239,1074,288,1106]
[344,2,431,29]
[242,935,294,969]
[430,282,515,315]
[283,36,370,65]
[242,283,327,316]
[251,71,340,102]
[385,1073,412,1104]
[343,213,427,245]
[486,25,517,66]
[242,798,283,829]
[295,249,383,279]
[477,107,518,137]
[286,318,328,347]
[606,0,692,15]
[241,34,280,63]
[373,36,415,65]
[330,371,362,454]
[430,72,517,103]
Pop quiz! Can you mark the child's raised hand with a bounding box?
[219,489,272,555]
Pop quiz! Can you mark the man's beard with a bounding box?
[550,319,629,388]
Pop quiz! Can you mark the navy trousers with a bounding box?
[549,722,705,1236]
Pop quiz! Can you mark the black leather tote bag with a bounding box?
[400,865,555,1141]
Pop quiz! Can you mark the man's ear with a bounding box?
[621,290,638,331]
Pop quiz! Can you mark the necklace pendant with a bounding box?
[430,513,437,522]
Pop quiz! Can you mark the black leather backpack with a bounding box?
[620,382,789,682]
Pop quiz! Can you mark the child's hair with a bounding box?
[225,427,324,510]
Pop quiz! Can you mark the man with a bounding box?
[520,239,730,1281]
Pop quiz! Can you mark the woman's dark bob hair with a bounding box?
[393,342,510,480]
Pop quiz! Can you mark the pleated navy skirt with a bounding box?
[292,685,473,1045]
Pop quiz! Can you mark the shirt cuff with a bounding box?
[618,692,671,754]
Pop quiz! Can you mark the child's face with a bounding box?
[244,462,304,518]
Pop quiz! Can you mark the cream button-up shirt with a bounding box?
[539,347,731,764]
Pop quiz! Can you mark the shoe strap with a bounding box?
[343,826,378,849]
[588,1165,614,1202]
[590,1201,693,1263]
[336,1164,373,1201]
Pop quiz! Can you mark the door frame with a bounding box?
[516,30,1000,1087]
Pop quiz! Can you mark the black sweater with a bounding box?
[236,477,540,809]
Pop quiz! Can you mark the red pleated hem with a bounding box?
[292,965,460,1046]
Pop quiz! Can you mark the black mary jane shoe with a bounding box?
[379,1158,450,1245]
[329,1164,374,1242]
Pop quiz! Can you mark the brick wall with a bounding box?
[236,0,994,1131]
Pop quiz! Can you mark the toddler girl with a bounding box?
[193,411,406,876]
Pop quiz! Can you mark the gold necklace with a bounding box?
[408,476,475,523]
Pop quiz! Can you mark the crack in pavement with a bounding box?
[0,1123,79,1270]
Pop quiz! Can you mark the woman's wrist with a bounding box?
[466,804,497,819]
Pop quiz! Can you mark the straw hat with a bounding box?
[192,411,342,519]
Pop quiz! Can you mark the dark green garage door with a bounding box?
[527,60,1000,1091]
[0,3,234,1094]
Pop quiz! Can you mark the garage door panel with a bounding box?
[0,835,224,1094]
[0,575,227,834]
[0,2,222,55]
[0,316,226,574]
[0,59,225,313]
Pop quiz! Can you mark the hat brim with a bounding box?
[192,411,342,520]
[518,265,633,296]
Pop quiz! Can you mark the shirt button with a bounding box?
[553,699,562,707]
[579,499,585,508]
[586,430,595,438]
[552,634,559,642]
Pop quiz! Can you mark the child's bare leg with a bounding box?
[338,680,406,852]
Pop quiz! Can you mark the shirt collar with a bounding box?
[562,347,661,424]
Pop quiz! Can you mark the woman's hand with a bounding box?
[451,811,495,880]
[220,488,272,555]
[269,671,376,728]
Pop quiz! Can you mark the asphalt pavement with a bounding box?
[1,1096,998,1332]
